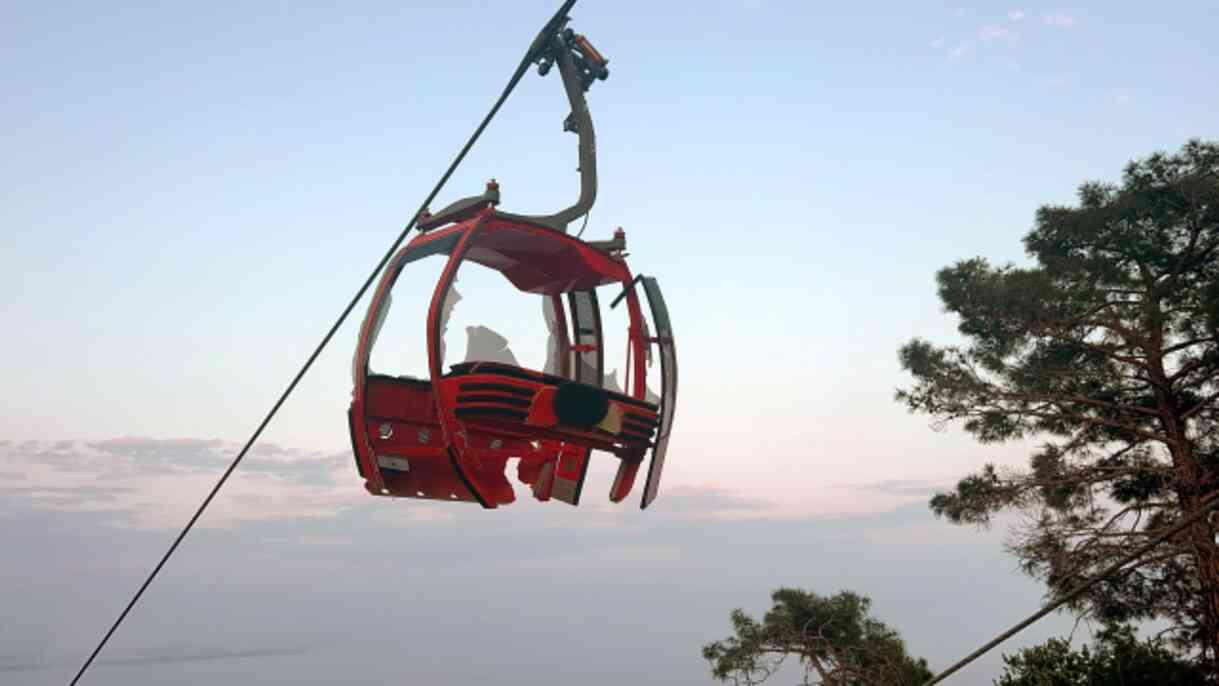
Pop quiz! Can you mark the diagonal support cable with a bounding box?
[924,490,1219,685]
[68,2,577,684]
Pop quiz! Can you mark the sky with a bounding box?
[2,0,1217,684]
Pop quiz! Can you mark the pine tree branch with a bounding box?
[1168,357,1219,385]
[1180,388,1219,420]
[1028,405,1166,443]
[1163,336,1218,357]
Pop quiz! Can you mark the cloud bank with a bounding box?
[0,438,937,531]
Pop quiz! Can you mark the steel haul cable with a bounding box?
[924,489,1219,684]
[67,2,577,684]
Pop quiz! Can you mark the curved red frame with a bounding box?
[348,208,671,509]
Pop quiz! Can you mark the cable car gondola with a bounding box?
[347,20,676,509]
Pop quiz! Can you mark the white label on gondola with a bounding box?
[377,455,411,472]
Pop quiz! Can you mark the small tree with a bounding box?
[701,588,932,685]
[896,140,1219,669]
[995,624,1209,686]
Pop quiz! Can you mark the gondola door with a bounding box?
[639,277,676,509]
[549,289,604,505]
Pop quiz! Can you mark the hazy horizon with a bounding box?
[4,1,1217,684]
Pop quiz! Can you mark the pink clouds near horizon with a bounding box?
[0,437,972,530]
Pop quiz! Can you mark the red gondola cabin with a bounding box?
[346,20,676,509]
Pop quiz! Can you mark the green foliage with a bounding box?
[896,139,1219,666]
[995,625,1209,686]
[702,588,932,685]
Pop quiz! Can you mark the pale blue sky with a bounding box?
[2,1,1217,684]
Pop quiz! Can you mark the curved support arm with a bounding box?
[545,49,597,229]
[501,45,598,233]
[427,24,605,235]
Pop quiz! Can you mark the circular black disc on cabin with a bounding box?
[553,382,610,427]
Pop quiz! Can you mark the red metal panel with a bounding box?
[460,218,631,294]
[347,206,674,509]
